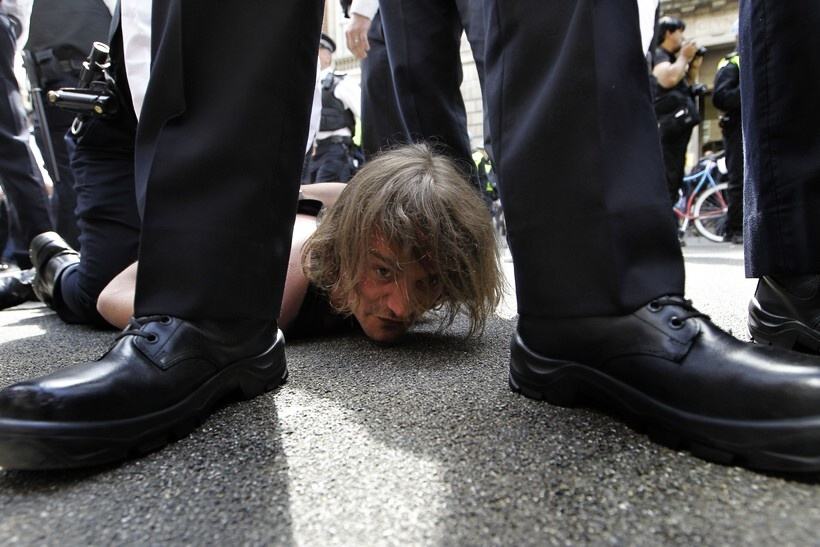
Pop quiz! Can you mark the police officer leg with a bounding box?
[0,0,324,470]
[360,12,406,159]
[0,12,53,268]
[742,0,820,354]
[379,0,477,187]
[52,116,140,326]
[722,121,744,240]
[484,0,820,472]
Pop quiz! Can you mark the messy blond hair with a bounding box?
[301,143,503,337]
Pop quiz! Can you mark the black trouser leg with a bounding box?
[311,141,353,183]
[52,116,140,326]
[660,127,691,203]
[133,0,324,321]
[360,12,407,159]
[740,0,820,277]
[0,14,52,267]
[379,0,477,185]
[454,0,492,157]
[482,0,684,319]
[722,121,744,237]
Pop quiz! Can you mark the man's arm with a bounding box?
[712,62,740,112]
[300,182,347,210]
[653,41,697,89]
[345,0,378,59]
[334,76,362,120]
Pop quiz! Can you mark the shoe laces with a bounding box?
[647,296,710,329]
[116,315,173,343]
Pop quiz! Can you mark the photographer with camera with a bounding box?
[652,15,704,219]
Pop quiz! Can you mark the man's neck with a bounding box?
[660,43,678,55]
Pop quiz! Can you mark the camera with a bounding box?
[695,46,708,57]
[46,42,120,128]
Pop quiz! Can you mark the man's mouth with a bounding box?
[377,317,409,329]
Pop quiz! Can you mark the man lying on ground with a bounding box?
[97,144,505,343]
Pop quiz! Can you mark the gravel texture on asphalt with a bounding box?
[1,240,819,546]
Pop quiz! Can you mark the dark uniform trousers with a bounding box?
[359,12,406,159]
[740,0,820,277]
[381,0,684,318]
[660,122,693,204]
[379,0,489,186]
[303,139,355,183]
[721,117,743,237]
[133,0,323,321]
[55,114,141,326]
[0,12,52,268]
[46,15,140,326]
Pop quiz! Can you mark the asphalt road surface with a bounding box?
[1,237,819,546]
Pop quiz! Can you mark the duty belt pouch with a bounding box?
[656,90,699,134]
[34,46,85,88]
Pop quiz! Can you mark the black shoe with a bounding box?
[0,315,287,470]
[510,296,820,472]
[730,233,744,245]
[0,268,36,310]
[29,231,80,306]
[749,275,820,355]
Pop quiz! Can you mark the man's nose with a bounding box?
[385,284,412,320]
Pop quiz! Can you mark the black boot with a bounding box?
[511,296,820,472]
[749,275,820,354]
[0,268,35,310]
[0,316,287,469]
[29,231,80,306]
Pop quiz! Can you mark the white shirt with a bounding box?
[101,0,117,15]
[306,61,322,154]
[120,0,152,119]
[350,0,378,20]
[637,0,659,55]
[313,66,361,142]
[1,0,32,48]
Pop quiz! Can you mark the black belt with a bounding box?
[33,47,84,75]
[317,136,353,146]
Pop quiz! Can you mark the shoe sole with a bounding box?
[509,334,820,472]
[748,296,820,355]
[0,331,288,470]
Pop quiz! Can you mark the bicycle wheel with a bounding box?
[693,182,729,242]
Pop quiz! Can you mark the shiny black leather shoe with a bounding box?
[29,231,80,306]
[0,315,287,470]
[0,268,36,310]
[511,296,820,472]
[749,275,820,355]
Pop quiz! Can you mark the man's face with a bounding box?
[318,47,333,69]
[347,238,442,343]
[665,28,685,52]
